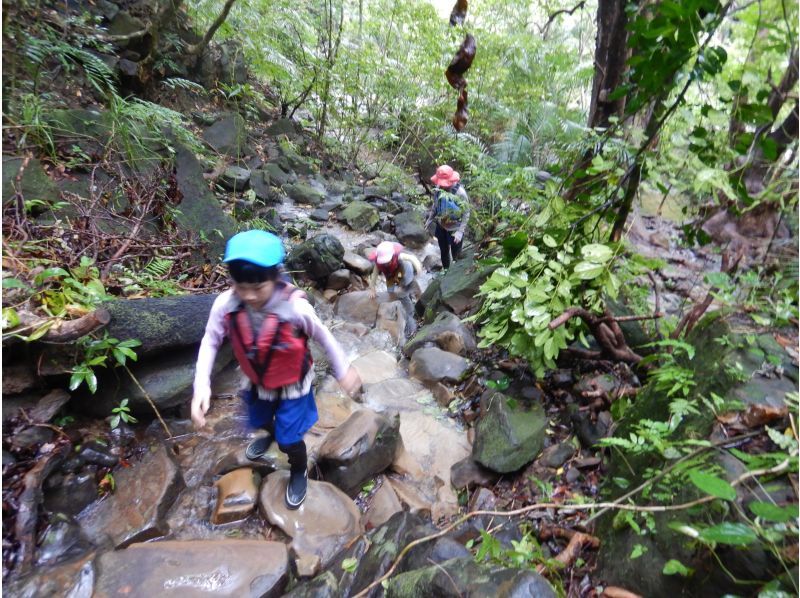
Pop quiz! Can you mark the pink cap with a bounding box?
[431,165,461,187]
[375,241,396,264]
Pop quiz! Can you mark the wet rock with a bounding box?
[403,310,475,358]
[310,207,330,222]
[259,471,363,575]
[77,443,183,548]
[249,169,274,201]
[386,557,557,597]
[284,182,326,206]
[570,408,611,448]
[343,251,373,275]
[6,553,95,598]
[202,112,251,156]
[320,512,437,597]
[326,269,351,291]
[430,381,454,407]
[107,10,144,38]
[28,389,71,423]
[408,347,469,384]
[341,201,380,232]
[364,478,403,528]
[473,392,547,473]
[362,377,430,413]
[3,449,16,468]
[318,410,401,496]
[283,570,339,598]
[423,253,443,271]
[468,487,497,513]
[565,467,581,483]
[277,139,315,175]
[44,471,97,516]
[212,468,259,524]
[450,456,499,489]
[264,162,296,186]
[422,256,494,317]
[10,426,54,451]
[78,441,119,468]
[333,290,384,327]
[266,118,300,137]
[376,300,408,344]
[352,350,400,385]
[393,211,428,249]
[287,234,345,284]
[2,156,59,208]
[36,513,90,566]
[2,362,41,395]
[218,165,250,192]
[173,143,235,258]
[539,441,576,468]
[95,540,288,597]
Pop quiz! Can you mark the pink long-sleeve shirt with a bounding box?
[193,287,350,400]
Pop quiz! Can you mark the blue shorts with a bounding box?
[241,389,319,446]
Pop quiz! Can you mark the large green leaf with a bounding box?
[687,469,736,501]
[572,261,604,280]
[581,243,613,263]
[699,522,758,546]
[748,501,797,523]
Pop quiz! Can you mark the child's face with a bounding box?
[233,280,276,310]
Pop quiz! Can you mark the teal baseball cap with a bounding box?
[223,230,285,267]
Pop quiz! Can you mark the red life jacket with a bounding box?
[225,284,313,390]
[369,242,404,281]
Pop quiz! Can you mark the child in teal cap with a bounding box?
[192,230,362,509]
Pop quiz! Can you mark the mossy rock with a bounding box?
[340,201,379,232]
[2,157,59,208]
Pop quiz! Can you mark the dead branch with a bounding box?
[536,524,600,573]
[42,309,111,342]
[602,588,643,598]
[540,1,586,39]
[671,248,743,339]
[15,442,70,574]
[549,308,647,364]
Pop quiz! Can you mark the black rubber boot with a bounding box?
[245,434,273,460]
[281,441,308,509]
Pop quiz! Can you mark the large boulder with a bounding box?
[333,291,388,327]
[472,392,547,473]
[415,255,495,322]
[77,443,183,549]
[218,165,250,192]
[202,112,252,157]
[317,409,401,496]
[284,182,326,206]
[351,350,401,385]
[173,144,235,259]
[259,471,363,576]
[393,211,428,249]
[102,294,219,357]
[264,162,296,186]
[341,201,379,232]
[408,347,469,384]
[95,541,288,597]
[286,235,345,284]
[2,157,59,208]
[404,311,476,357]
[386,557,557,598]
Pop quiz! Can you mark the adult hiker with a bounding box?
[367,240,423,337]
[425,164,471,270]
[191,230,362,509]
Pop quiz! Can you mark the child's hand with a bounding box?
[368,287,377,300]
[338,366,362,398]
[191,387,211,429]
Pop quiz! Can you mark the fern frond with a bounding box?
[162,78,207,94]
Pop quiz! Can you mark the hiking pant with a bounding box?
[435,223,463,270]
[389,283,417,337]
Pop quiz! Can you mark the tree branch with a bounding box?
[186,0,238,56]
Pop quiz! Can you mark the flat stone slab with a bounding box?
[212,468,259,524]
[352,350,400,385]
[362,377,431,413]
[94,540,288,597]
[259,471,364,575]
[78,443,183,549]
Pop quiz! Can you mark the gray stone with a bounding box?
[259,471,363,575]
[117,58,138,77]
[284,182,326,206]
[404,311,476,358]
[43,471,97,516]
[6,553,95,598]
[107,10,144,39]
[266,118,299,137]
[218,165,250,191]
[77,443,183,548]
[277,139,315,174]
[249,169,273,201]
[351,350,400,385]
[28,389,70,423]
[415,256,495,322]
[2,157,59,208]
[473,392,547,473]
[376,300,408,345]
[365,480,403,528]
[394,211,428,249]
[333,290,388,327]
[202,112,252,157]
[95,540,288,597]
[264,162,296,186]
[310,208,330,222]
[287,234,345,283]
[327,269,351,291]
[318,410,401,496]
[173,144,235,259]
[539,441,576,468]
[36,514,90,566]
[343,251,374,275]
[450,456,500,489]
[341,201,380,232]
[408,347,469,384]
[386,557,556,598]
